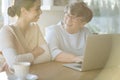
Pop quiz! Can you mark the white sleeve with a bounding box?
[2,48,34,68]
[45,27,62,60]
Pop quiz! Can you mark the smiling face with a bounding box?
[25,0,42,22]
[19,0,42,23]
[63,10,86,34]
[63,2,93,34]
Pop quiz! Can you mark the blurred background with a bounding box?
[0,0,120,35]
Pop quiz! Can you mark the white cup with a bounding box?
[13,62,31,80]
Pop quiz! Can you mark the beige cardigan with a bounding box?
[0,23,51,67]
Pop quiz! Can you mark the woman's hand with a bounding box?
[0,62,12,73]
[31,47,45,58]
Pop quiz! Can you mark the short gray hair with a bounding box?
[64,2,93,23]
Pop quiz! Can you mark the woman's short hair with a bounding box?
[64,2,93,23]
[7,0,39,17]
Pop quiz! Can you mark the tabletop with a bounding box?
[30,61,101,80]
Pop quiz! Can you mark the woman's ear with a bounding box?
[20,7,28,16]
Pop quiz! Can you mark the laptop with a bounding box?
[63,34,112,71]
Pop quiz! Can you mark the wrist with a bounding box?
[72,56,83,63]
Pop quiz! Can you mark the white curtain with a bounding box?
[85,0,120,34]
[2,0,13,26]
[2,0,9,25]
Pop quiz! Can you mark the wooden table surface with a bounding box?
[30,62,101,80]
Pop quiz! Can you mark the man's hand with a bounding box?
[73,56,83,63]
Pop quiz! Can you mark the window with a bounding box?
[0,0,3,27]
[84,0,120,34]
[0,1,1,16]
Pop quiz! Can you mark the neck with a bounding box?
[15,18,30,34]
[64,25,82,34]
[66,29,78,34]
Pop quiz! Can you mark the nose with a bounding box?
[39,9,42,15]
[38,9,42,16]
[67,17,72,24]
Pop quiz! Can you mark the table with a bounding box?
[30,62,101,80]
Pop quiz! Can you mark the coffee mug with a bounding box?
[13,62,31,80]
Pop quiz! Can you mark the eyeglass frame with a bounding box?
[64,12,83,22]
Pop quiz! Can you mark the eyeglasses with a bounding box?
[64,13,82,22]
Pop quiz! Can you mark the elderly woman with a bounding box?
[0,0,51,70]
[46,2,93,63]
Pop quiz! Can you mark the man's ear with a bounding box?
[82,21,87,25]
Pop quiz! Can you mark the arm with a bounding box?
[0,26,44,67]
[55,52,83,63]
[2,47,44,68]
[2,48,34,68]
[45,26,82,63]
[32,24,51,64]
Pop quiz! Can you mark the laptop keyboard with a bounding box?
[63,63,82,71]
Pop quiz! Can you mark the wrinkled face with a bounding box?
[63,10,85,33]
[25,0,42,22]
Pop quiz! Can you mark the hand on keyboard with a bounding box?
[73,56,83,63]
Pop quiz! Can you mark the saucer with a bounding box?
[8,73,38,80]
[26,74,38,80]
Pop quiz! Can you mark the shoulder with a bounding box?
[82,27,90,31]
[29,23,42,34]
[45,24,62,39]
[0,25,10,30]
[0,25,15,41]
[46,24,61,33]
[81,27,91,34]
[46,24,60,31]
[30,23,39,29]
[0,25,13,34]
[30,23,43,36]
[46,21,62,30]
